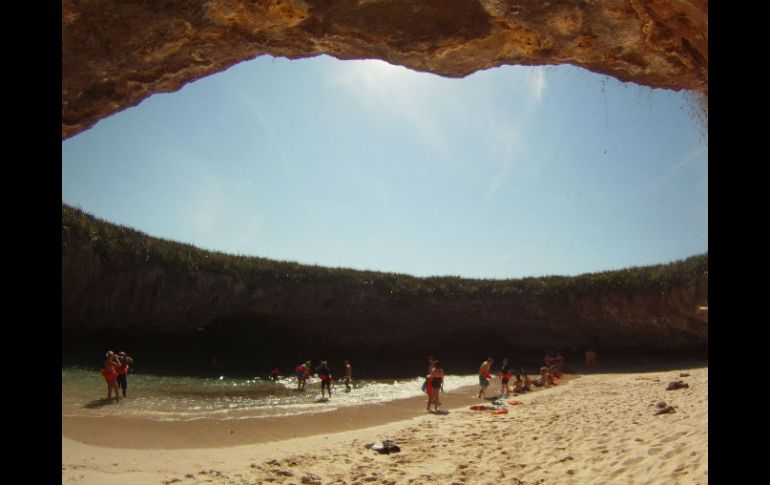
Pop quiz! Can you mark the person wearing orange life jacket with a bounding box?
[115,351,134,398]
[478,357,494,398]
[270,367,282,380]
[294,362,308,390]
[316,361,333,398]
[100,351,121,402]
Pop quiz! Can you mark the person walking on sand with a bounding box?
[316,361,333,399]
[499,357,513,397]
[343,360,352,392]
[427,361,445,412]
[478,357,494,398]
[115,351,134,398]
[422,356,436,393]
[100,351,121,402]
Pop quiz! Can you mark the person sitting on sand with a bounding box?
[115,351,134,398]
[522,372,532,392]
[343,360,352,392]
[539,366,553,387]
[499,358,513,397]
[427,361,445,412]
[512,374,524,394]
[100,351,121,401]
[478,357,494,398]
[316,361,333,399]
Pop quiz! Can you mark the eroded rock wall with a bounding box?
[62,0,708,139]
[62,209,708,372]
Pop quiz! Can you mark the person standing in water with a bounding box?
[101,351,121,402]
[343,360,352,392]
[317,361,333,398]
[115,351,134,398]
[478,357,494,398]
[316,361,333,399]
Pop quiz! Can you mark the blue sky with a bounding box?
[62,55,707,279]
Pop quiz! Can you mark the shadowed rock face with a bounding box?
[62,0,708,139]
[62,209,708,374]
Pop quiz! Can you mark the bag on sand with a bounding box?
[366,440,401,454]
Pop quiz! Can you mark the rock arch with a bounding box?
[62,0,707,139]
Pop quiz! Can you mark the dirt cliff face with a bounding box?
[62,0,708,139]
[62,209,707,373]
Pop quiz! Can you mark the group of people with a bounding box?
[424,352,572,411]
[423,356,445,412]
[283,359,353,398]
[476,353,567,399]
[100,350,134,402]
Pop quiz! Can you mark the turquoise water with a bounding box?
[62,367,478,421]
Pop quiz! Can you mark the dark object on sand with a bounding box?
[666,380,690,391]
[655,405,676,415]
[679,373,690,377]
[365,440,401,454]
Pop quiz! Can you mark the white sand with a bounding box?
[63,367,707,484]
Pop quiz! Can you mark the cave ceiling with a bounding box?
[62,0,707,140]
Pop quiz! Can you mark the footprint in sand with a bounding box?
[663,447,684,459]
[647,446,662,455]
[622,456,644,466]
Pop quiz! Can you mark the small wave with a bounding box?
[62,367,478,421]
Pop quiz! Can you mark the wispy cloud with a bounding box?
[647,143,708,192]
[327,60,452,162]
[488,238,540,263]
[485,123,527,201]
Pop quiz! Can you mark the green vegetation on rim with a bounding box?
[62,204,707,299]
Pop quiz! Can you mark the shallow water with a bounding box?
[62,367,478,421]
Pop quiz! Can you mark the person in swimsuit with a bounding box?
[512,374,524,394]
[427,361,445,412]
[499,358,512,397]
[422,356,436,393]
[539,366,555,387]
[101,351,121,401]
[115,351,134,398]
[316,361,332,398]
[478,357,494,398]
[343,360,352,392]
[522,371,532,392]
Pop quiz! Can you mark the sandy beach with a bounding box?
[62,367,707,484]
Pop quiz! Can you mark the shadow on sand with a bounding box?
[83,398,119,409]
